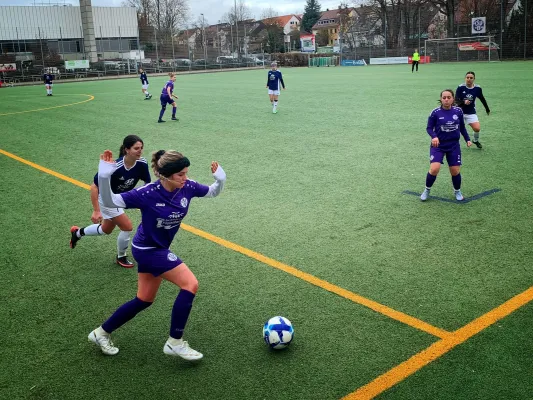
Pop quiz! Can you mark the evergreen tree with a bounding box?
[301,0,322,33]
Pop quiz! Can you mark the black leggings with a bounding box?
[412,61,419,71]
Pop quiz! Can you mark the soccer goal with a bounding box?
[424,36,500,62]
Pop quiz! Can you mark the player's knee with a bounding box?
[429,165,441,175]
[184,276,199,294]
[101,224,115,235]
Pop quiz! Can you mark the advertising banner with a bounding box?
[370,57,408,65]
[0,63,16,72]
[65,60,90,70]
[300,34,316,53]
[341,59,367,66]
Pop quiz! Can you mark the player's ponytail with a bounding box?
[151,150,187,178]
[119,135,144,157]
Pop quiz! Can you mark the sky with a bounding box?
[0,0,348,26]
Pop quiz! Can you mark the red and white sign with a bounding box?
[408,56,431,64]
[0,63,16,72]
[458,42,499,51]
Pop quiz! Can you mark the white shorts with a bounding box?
[142,84,149,90]
[268,89,280,96]
[45,83,53,87]
[99,203,125,220]
[464,114,479,124]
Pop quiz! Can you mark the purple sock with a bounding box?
[172,107,176,117]
[102,297,152,333]
[425,172,437,188]
[159,108,165,120]
[170,290,195,339]
[452,173,462,190]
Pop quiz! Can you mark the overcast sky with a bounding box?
[0,0,349,26]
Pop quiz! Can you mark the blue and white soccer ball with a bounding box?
[263,316,294,350]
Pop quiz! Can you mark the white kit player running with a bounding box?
[69,135,151,268]
[266,61,285,114]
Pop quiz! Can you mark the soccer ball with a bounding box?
[263,316,294,350]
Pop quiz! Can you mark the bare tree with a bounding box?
[260,7,279,20]
[222,0,253,57]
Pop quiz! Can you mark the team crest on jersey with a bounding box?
[452,114,458,120]
[167,252,178,262]
[180,198,188,208]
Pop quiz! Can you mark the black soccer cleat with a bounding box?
[171,117,179,121]
[116,256,134,268]
[158,119,166,123]
[70,226,80,249]
[472,140,483,149]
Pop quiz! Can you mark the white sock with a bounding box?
[168,337,183,346]
[83,224,106,236]
[273,101,278,110]
[96,326,109,336]
[474,132,480,141]
[117,230,131,257]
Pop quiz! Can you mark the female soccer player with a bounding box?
[266,61,285,114]
[420,89,472,202]
[455,71,490,148]
[43,71,54,96]
[70,135,151,268]
[158,72,178,123]
[88,149,226,360]
[139,68,152,100]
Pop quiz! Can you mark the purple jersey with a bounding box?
[93,156,151,193]
[455,84,490,115]
[426,106,470,150]
[121,179,209,249]
[161,80,174,96]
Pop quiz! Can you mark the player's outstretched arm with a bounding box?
[98,150,126,208]
[205,161,226,198]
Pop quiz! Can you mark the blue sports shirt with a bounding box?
[455,84,490,115]
[267,70,285,91]
[93,156,151,194]
[140,72,149,85]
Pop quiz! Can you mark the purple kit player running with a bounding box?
[88,149,226,360]
[421,89,472,202]
[158,72,178,123]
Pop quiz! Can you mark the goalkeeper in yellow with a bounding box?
[412,49,420,72]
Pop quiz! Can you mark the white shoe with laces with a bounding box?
[454,189,464,201]
[88,327,119,356]
[163,338,203,361]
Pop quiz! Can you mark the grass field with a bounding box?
[1,61,533,400]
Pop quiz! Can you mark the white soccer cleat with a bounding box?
[454,189,464,201]
[420,188,430,201]
[163,338,203,361]
[88,328,119,356]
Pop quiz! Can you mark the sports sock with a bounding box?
[80,224,105,236]
[117,230,130,258]
[170,290,196,340]
[426,173,437,188]
[452,174,462,190]
[102,297,152,333]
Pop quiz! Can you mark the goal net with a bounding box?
[424,36,500,62]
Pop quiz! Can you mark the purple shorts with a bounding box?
[132,246,183,277]
[429,144,462,166]
[160,95,174,106]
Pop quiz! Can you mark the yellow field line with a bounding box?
[343,285,533,399]
[0,148,450,340]
[0,94,94,116]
